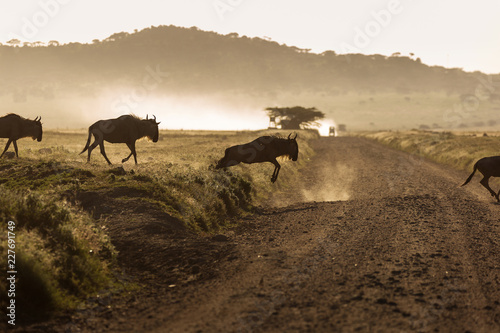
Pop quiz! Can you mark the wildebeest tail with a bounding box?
[80,129,92,154]
[461,162,478,186]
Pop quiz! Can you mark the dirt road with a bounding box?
[40,137,500,332]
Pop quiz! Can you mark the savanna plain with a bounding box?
[1,129,500,332]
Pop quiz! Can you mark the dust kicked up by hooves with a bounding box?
[301,163,354,202]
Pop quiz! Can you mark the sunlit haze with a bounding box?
[125,98,270,131]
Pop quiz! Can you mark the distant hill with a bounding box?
[1,25,499,130]
[1,25,496,95]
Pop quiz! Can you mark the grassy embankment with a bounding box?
[0,129,318,322]
[360,130,500,179]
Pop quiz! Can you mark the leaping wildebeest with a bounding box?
[215,133,299,183]
[461,156,500,202]
[0,113,43,158]
[80,114,160,165]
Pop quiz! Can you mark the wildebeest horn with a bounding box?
[293,133,297,140]
[34,116,39,121]
[146,114,149,120]
[153,115,156,122]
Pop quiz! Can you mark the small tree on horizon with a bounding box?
[265,106,325,129]
[6,39,21,47]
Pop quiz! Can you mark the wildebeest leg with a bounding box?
[98,142,112,165]
[480,176,497,198]
[0,139,13,158]
[221,159,240,168]
[216,149,241,169]
[223,159,240,167]
[270,159,281,183]
[13,141,18,157]
[122,152,133,163]
[122,142,137,164]
[87,139,99,162]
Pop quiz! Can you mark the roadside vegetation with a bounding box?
[0,129,319,322]
[0,188,116,322]
[360,130,500,173]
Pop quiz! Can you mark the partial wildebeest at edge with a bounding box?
[216,133,299,183]
[462,156,500,202]
[80,114,160,165]
[0,113,43,158]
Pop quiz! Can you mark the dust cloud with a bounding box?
[30,92,270,130]
[143,96,269,131]
[301,163,355,202]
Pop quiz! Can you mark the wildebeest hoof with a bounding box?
[121,158,127,163]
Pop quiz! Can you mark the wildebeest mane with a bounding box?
[2,113,42,123]
[119,114,141,121]
[265,135,294,160]
[3,113,23,120]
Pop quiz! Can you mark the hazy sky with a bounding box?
[1,0,500,74]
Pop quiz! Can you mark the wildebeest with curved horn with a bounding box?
[0,113,43,158]
[215,133,299,183]
[461,156,500,202]
[80,114,160,165]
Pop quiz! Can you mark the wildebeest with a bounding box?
[215,133,299,183]
[80,114,160,165]
[461,156,500,202]
[0,113,42,158]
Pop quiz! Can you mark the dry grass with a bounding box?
[359,130,500,188]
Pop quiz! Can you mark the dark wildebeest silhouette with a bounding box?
[215,133,298,183]
[0,113,42,158]
[80,114,160,165]
[462,156,500,202]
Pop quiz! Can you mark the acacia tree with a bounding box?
[265,106,325,129]
[6,39,21,47]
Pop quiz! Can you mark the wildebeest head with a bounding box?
[145,114,160,142]
[31,116,43,142]
[287,133,298,161]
